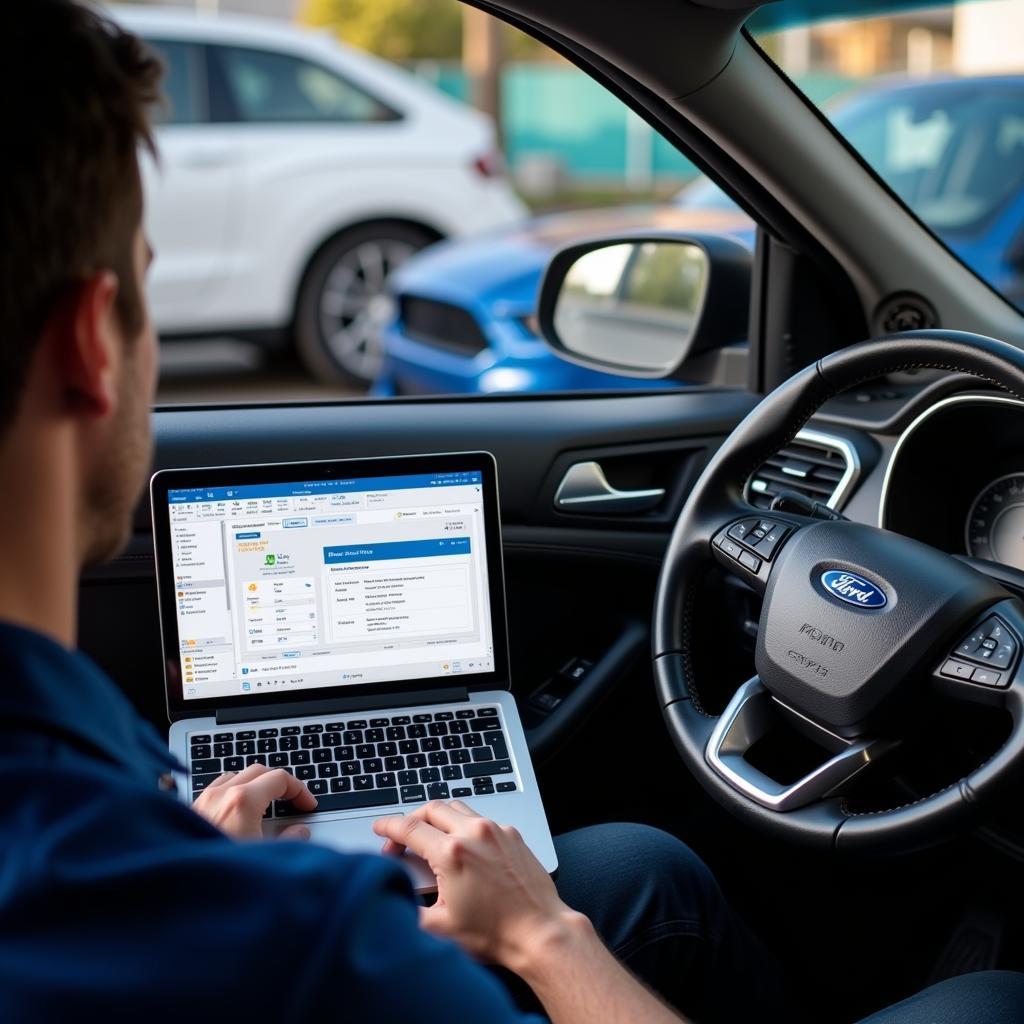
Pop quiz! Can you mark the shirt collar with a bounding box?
[0,620,181,784]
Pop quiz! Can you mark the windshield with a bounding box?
[753,1,1024,311]
[677,73,1024,237]
[834,80,1024,233]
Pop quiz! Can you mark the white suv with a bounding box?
[109,6,526,386]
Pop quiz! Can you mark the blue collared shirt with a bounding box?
[0,622,536,1022]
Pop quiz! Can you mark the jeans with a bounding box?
[858,972,1024,1024]
[538,823,1024,1024]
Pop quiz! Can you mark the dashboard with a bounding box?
[72,376,1024,858]
[878,395,1024,570]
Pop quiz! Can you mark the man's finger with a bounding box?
[372,814,449,862]
[205,771,238,791]
[277,823,312,841]
[419,902,453,937]
[241,768,317,812]
[445,799,480,819]
[219,762,271,788]
[378,801,477,854]
[379,837,406,857]
[414,800,478,835]
[375,803,437,848]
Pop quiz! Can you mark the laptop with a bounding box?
[151,451,556,890]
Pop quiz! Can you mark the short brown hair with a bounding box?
[0,1,162,430]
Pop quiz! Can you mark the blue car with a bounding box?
[376,76,1024,396]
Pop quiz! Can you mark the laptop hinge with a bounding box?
[215,687,471,726]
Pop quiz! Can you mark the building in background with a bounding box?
[955,0,1024,73]
[777,0,1024,77]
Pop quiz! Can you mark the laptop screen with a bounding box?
[152,455,506,715]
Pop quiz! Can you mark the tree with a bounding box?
[299,0,551,62]
[300,0,464,60]
[463,7,503,138]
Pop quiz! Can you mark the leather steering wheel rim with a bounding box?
[654,330,1024,854]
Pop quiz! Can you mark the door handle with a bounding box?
[554,461,665,514]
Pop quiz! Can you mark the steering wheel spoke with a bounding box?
[710,505,804,594]
[706,677,896,811]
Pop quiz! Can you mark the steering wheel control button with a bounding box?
[991,646,1015,669]
[726,519,760,544]
[723,517,790,562]
[970,667,1004,687]
[753,524,788,559]
[956,627,987,657]
[953,616,1018,669]
[716,535,744,561]
[940,659,975,681]
[738,550,761,573]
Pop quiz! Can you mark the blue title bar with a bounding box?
[168,472,483,504]
[323,537,471,564]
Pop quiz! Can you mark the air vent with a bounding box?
[747,430,858,511]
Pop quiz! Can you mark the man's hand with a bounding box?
[192,764,317,840]
[376,801,687,1024]
[373,800,584,971]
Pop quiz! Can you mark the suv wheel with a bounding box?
[294,222,435,387]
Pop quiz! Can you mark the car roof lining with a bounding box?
[466,0,751,100]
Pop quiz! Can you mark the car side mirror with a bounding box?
[537,233,751,378]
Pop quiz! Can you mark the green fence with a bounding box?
[412,61,854,188]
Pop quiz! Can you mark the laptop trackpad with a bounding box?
[274,811,437,893]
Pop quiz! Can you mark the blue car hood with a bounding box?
[391,203,755,316]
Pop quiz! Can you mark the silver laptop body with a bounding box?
[152,452,556,891]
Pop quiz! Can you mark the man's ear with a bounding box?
[56,271,123,420]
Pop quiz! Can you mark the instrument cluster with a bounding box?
[966,473,1024,569]
[881,396,1024,570]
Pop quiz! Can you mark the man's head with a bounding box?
[1,1,162,565]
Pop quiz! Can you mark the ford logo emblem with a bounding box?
[820,570,887,609]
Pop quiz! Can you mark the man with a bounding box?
[1,3,1022,1021]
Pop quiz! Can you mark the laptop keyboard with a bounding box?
[186,706,518,818]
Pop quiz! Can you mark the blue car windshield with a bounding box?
[678,81,1024,236]
[747,1,1024,312]
[835,82,1024,234]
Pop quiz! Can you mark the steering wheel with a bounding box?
[655,331,1024,853]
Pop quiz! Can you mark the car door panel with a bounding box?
[139,38,246,329]
[79,389,757,737]
[143,130,244,329]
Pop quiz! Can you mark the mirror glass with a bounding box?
[552,241,708,374]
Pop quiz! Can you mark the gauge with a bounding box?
[966,473,1024,568]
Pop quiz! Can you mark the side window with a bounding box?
[207,45,400,124]
[145,39,203,126]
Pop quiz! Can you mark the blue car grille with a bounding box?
[399,296,490,357]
